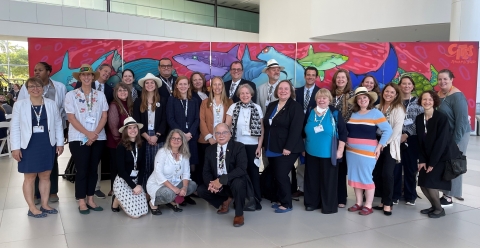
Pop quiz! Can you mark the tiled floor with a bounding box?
[1,137,480,248]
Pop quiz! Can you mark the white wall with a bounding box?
[259,0,451,42]
[0,0,259,42]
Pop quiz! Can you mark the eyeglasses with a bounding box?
[160,65,172,69]
[230,68,243,72]
[117,89,128,92]
[27,85,43,89]
[215,131,230,136]
[171,137,182,141]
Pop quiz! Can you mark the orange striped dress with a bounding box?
[345,109,392,189]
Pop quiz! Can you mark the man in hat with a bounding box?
[157,58,177,99]
[74,64,113,198]
[75,63,114,104]
[224,61,257,103]
[197,123,250,227]
[257,59,284,114]
[18,62,67,204]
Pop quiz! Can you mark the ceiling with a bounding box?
[312,23,451,42]
[189,0,260,13]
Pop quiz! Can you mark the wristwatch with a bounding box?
[155,133,161,138]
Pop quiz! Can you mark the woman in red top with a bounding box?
[106,82,133,195]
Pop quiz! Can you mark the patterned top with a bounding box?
[332,90,355,122]
[64,88,109,142]
[402,97,423,136]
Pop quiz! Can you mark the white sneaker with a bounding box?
[405,201,415,206]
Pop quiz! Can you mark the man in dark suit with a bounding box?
[75,63,114,104]
[197,123,249,227]
[224,61,257,103]
[292,66,320,198]
[157,58,177,99]
[74,63,114,198]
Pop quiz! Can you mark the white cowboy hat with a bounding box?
[262,59,285,73]
[118,117,144,133]
[348,86,378,105]
[138,73,162,88]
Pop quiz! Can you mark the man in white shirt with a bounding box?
[224,61,257,103]
[197,123,250,227]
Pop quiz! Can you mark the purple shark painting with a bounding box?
[173,44,239,80]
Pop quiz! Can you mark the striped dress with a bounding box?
[346,109,392,189]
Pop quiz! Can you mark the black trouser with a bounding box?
[291,164,298,193]
[337,150,348,205]
[269,153,298,209]
[197,177,247,216]
[100,142,111,181]
[35,153,58,198]
[70,141,105,199]
[393,135,419,202]
[245,144,261,204]
[373,144,396,206]
[304,153,338,214]
[109,148,117,191]
[195,142,210,187]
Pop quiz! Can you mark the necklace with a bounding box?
[439,85,454,97]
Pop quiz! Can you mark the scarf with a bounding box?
[335,89,350,119]
[231,101,261,138]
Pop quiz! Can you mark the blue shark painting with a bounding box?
[221,44,266,83]
[257,46,305,87]
[51,50,114,91]
[349,43,399,89]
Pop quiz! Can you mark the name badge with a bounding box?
[242,129,251,136]
[314,125,324,133]
[81,136,88,145]
[148,123,154,130]
[265,100,270,107]
[254,157,260,167]
[404,118,413,126]
[130,170,139,177]
[86,116,96,124]
[33,126,44,133]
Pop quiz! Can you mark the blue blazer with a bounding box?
[166,97,199,136]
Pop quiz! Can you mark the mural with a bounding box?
[28,38,478,128]
[28,38,122,91]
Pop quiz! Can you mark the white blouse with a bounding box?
[226,102,263,145]
[146,148,191,201]
[64,89,109,142]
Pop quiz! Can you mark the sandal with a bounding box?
[358,206,373,216]
[149,203,162,215]
[166,203,183,212]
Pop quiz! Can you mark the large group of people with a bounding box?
[9,58,469,225]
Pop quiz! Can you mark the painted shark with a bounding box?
[298,45,349,81]
[257,46,306,87]
[222,44,266,83]
[173,44,240,80]
[51,50,114,91]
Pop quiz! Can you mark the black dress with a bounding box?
[416,110,458,191]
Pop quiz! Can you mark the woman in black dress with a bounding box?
[415,91,460,218]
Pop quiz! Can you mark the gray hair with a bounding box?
[163,129,191,158]
[236,84,255,98]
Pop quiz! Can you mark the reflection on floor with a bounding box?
[1,137,480,247]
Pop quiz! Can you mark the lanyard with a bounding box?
[131,144,138,170]
[334,95,343,107]
[80,88,94,113]
[404,96,412,119]
[423,114,429,134]
[31,98,44,126]
[440,86,454,103]
[180,99,188,128]
[161,77,173,93]
[314,108,328,125]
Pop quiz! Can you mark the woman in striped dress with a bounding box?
[345,87,392,216]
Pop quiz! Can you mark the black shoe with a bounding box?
[383,210,392,216]
[256,203,262,211]
[184,196,196,205]
[111,195,120,212]
[428,209,446,218]
[440,195,453,206]
[420,207,435,214]
[372,206,384,210]
[305,206,316,211]
[149,204,162,215]
[166,203,183,212]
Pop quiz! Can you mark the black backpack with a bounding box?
[63,157,76,183]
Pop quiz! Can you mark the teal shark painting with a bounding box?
[297,45,348,81]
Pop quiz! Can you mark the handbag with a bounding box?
[443,153,467,181]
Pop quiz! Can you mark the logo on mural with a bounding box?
[447,44,476,64]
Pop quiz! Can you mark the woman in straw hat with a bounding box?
[111,117,148,218]
[133,73,167,193]
[345,87,392,216]
[64,64,109,214]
